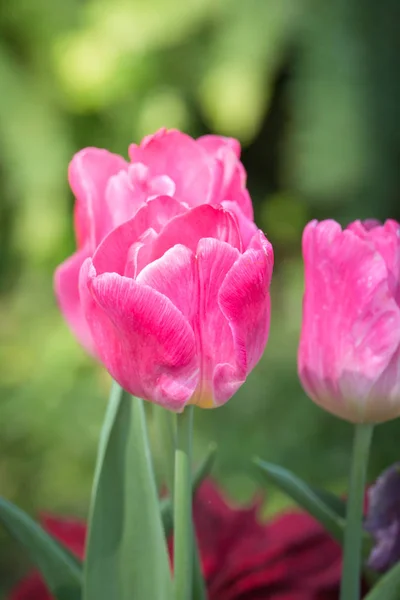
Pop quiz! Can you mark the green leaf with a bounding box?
[309,486,347,519]
[160,442,217,537]
[83,383,172,600]
[253,458,345,542]
[363,560,400,600]
[0,497,82,600]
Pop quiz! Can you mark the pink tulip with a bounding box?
[298,219,400,423]
[55,128,257,353]
[79,198,273,411]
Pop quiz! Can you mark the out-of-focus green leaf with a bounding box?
[289,0,400,218]
[363,560,400,600]
[83,384,172,600]
[309,486,347,519]
[253,458,345,542]
[0,41,71,263]
[289,3,372,205]
[199,0,302,142]
[0,497,82,600]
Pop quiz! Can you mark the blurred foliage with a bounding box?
[1,0,400,596]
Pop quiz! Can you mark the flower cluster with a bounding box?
[42,128,400,600]
[55,128,400,424]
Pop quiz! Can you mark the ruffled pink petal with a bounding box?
[150,205,242,265]
[347,220,400,305]
[222,163,253,220]
[124,228,158,279]
[193,238,241,407]
[299,220,400,423]
[54,245,95,354]
[105,164,177,230]
[137,245,197,321]
[221,201,258,249]
[367,220,400,306]
[216,230,273,405]
[69,148,127,247]
[92,195,187,276]
[198,135,253,220]
[104,170,146,229]
[128,128,212,207]
[80,259,198,411]
[196,134,241,158]
[347,219,381,237]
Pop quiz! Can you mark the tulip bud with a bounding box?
[298,219,400,423]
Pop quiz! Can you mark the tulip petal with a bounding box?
[129,128,212,206]
[54,245,95,354]
[368,345,400,422]
[197,135,253,220]
[196,134,241,158]
[299,220,400,423]
[80,259,198,411]
[105,165,177,230]
[216,231,273,405]
[137,245,197,321]
[92,195,187,276]
[104,170,146,229]
[150,205,242,265]
[366,220,400,304]
[124,228,158,279]
[193,238,241,407]
[221,201,258,249]
[69,148,127,247]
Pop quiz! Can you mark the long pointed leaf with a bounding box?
[83,383,172,600]
[309,486,347,519]
[253,458,345,542]
[0,497,82,600]
[363,560,400,600]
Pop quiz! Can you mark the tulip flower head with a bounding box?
[298,219,400,423]
[80,200,273,411]
[55,129,273,411]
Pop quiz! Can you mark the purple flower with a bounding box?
[365,463,400,571]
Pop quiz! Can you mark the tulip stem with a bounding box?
[340,423,373,600]
[174,406,194,600]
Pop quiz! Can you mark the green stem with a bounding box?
[193,538,207,600]
[340,423,374,600]
[174,406,194,600]
[153,404,176,495]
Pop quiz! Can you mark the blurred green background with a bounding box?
[1,0,400,596]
